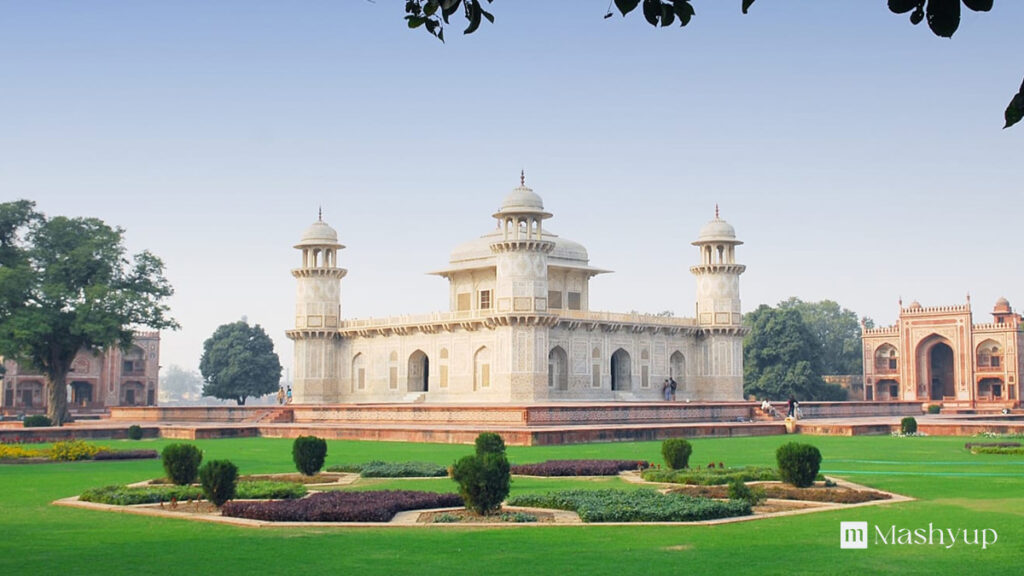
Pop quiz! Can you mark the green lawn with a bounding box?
[1,435,1021,575]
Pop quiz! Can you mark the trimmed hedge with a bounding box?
[292,436,328,476]
[901,417,918,435]
[222,490,463,522]
[776,442,822,488]
[507,489,751,522]
[127,425,144,440]
[23,415,52,428]
[661,438,693,470]
[510,459,649,477]
[93,449,159,461]
[642,466,779,485]
[161,444,203,485]
[79,481,306,505]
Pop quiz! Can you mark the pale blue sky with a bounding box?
[1,2,1021,376]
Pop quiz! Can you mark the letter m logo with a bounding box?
[841,522,869,549]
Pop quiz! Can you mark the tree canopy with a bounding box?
[743,300,861,402]
[199,320,282,406]
[0,200,178,424]
[402,0,1022,129]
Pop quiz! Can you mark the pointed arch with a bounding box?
[407,350,429,392]
[474,346,491,391]
[548,346,569,391]
[351,353,366,391]
[610,348,631,391]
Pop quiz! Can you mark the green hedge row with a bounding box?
[327,461,448,477]
[641,466,779,485]
[79,481,306,505]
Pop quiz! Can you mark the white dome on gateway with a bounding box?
[288,175,747,405]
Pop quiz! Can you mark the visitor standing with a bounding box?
[276,386,285,405]
[286,385,293,404]
[787,395,797,418]
[669,378,677,401]
[662,379,671,401]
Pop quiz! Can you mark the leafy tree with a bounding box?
[743,304,846,401]
[401,0,1022,128]
[199,320,282,405]
[160,364,204,404]
[0,200,177,425]
[778,298,869,376]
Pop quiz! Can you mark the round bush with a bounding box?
[474,432,506,456]
[161,443,203,485]
[775,442,822,488]
[127,425,144,440]
[199,459,238,507]
[661,438,693,470]
[927,404,941,414]
[23,415,52,428]
[901,416,918,435]
[292,436,327,476]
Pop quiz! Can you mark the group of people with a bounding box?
[276,385,293,405]
[760,396,801,419]
[661,378,678,401]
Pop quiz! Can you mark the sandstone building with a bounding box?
[1,332,162,415]
[861,298,1021,408]
[287,178,747,404]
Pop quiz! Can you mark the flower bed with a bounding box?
[642,466,779,485]
[79,481,306,505]
[510,459,648,477]
[326,461,448,478]
[93,450,159,461]
[970,446,1024,455]
[506,489,751,522]
[222,490,463,522]
[667,483,892,504]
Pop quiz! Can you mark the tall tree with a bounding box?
[199,320,282,406]
[778,298,869,376]
[0,200,177,425]
[743,304,846,401]
[402,1,1021,128]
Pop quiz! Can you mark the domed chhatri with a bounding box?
[288,176,747,405]
[694,205,741,245]
[995,297,1012,313]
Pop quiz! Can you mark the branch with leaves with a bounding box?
[402,0,1021,128]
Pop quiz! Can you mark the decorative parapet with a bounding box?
[901,304,970,315]
[973,322,1023,332]
[320,310,704,338]
[862,326,899,336]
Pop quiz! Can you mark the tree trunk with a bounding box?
[46,370,70,426]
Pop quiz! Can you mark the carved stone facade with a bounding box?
[861,298,1021,408]
[288,179,747,404]
[1,332,162,414]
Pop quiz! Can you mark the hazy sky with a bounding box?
[2,2,1021,377]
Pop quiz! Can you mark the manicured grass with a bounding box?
[1,435,1021,575]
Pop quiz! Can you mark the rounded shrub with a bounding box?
[199,459,238,507]
[292,435,327,476]
[161,443,203,485]
[451,432,511,516]
[23,415,52,428]
[901,416,918,435]
[661,438,693,470]
[474,432,506,456]
[927,405,941,414]
[127,425,144,440]
[775,442,822,488]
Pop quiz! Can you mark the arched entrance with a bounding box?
[610,348,631,391]
[71,381,93,407]
[876,379,899,401]
[548,347,568,391]
[978,378,1004,401]
[407,350,428,392]
[669,351,686,392]
[122,381,144,406]
[927,342,955,401]
[474,347,491,391]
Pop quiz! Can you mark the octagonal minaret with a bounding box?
[690,206,746,400]
[287,212,346,403]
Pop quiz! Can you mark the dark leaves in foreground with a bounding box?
[222,490,462,522]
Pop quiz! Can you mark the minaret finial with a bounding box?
[715,204,720,219]
[520,169,525,187]
[318,206,323,222]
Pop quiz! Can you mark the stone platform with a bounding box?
[6,401,1008,446]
